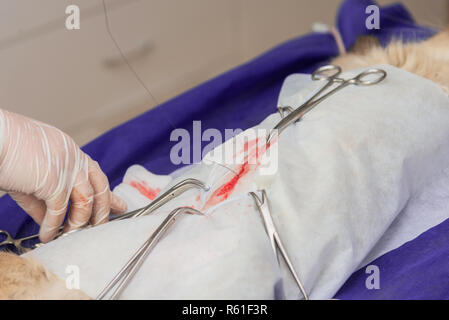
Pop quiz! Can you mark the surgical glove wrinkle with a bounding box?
[0,110,127,243]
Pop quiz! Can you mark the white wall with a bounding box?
[0,0,447,145]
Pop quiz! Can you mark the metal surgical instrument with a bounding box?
[249,190,309,300]
[0,178,208,253]
[0,228,81,253]
[0,230,41,253]
[277,106,294,119]
[97,207,204,300]
[267,64,387,144]
[113,178,208,220]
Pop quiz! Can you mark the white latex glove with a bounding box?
[0,110,127,242]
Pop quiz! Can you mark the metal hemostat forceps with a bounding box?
[0,228,82,254]
[0,230,41,254]
[0,178,208,253]
[250,190,309,300]
[97,207,204,300]
[267,64,387,144]
[113,178,208,220]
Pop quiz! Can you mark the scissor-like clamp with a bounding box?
[250,190,308,300]
[268,65,387,144]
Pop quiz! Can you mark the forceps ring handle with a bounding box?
[351,68,387,86]
[311,65,342,81]
[0,230,13,246]
[0,230,32,253]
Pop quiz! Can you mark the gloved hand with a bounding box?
[0,109,127,243]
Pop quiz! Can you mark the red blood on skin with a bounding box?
[129,181,161,200]
[215,161,250,197]
[231,137,260,162]
[243,138,258,153]
[203,137,275,210]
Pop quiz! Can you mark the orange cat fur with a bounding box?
[0,251,90,299]
[332,28,449,93]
